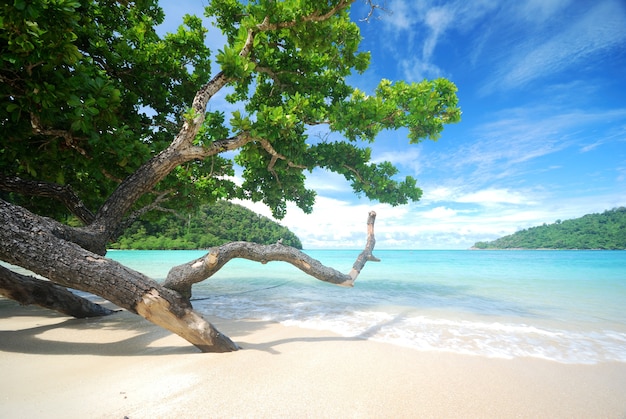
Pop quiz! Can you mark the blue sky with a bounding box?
[159,0,626,249]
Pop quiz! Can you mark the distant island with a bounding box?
[472,207,626,250]
[110,201,302,250]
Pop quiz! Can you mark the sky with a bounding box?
[158,0,626,249]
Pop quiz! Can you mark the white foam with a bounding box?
[195,294,626,365]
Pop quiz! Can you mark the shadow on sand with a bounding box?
[0,299,373,357]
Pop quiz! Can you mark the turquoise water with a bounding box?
[108,249,626,364]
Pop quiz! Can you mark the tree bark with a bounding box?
[0,197,379,352]
[164,212,379,299]
[0,175,95,224]
[0,264,115,318]
[0,198,238,352]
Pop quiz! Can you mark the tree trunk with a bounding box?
[0,198,238,352]
[0,264,115,318]
[0,198,379,352]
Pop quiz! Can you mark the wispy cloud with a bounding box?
[422,6,454,61]
[514,0,573,23]
[456,188,537,206]
[372,148,423,176]
[482,0,626,94]
[424,107,626,188]
[377,0,500,81]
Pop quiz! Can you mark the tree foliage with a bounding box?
[111,201,302,250]
[473,207,626,250]
[0,0,461,352]
[1,0,460,226]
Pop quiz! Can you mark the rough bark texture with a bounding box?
[1,196,378,352]
[0,199,237,352]
[0,264,115,318]
[164,212,379,299]
[0,175,95,224]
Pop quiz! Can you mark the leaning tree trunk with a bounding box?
[0,264,115,318]
[0,198,380,352]
[0,199,238,352]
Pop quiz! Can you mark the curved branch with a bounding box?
[258,138,307,185]
[30,113,89,157]
[163,211,379,299]
[259,139,307,171]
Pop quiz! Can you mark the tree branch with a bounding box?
[257,1,355,31]
[257,138,307,186]
[0,198,238,352]
[0,175,95,224]
[360,0,390,22]
[0,264,115,318]
[163,211,379,299]
[30,113,89,157]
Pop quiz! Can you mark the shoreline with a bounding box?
[2,299,626,418]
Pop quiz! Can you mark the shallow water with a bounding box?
[108,249,626,364]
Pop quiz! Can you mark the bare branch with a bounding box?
[111,190,180,239]
[360,0,390,22]
[163,212,379,299]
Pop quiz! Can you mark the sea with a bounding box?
[107,249,626,364]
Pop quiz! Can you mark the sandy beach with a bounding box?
[1,298,625,419]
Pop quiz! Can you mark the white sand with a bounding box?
[1,298,625,418]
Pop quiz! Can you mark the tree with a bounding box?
[471,207,626,250]
[109,201,303,250]
[0,0,460,352]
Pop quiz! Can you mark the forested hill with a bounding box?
[110,201,302,250]
[472,207,626,250]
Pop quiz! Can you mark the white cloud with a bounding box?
[516,0,573,23]
[422,186,458,203]
[372,147,423,176]
[399,57,443,82]
[422,6,454,60]
[422,206,458,219]
[379,1,501,81]
[304,169,352,193]
[457,188,530,205]
[235,185,625,249]
[381,0,415,31]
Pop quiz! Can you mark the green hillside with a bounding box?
[473,207,626,250]
[110,201,302,250]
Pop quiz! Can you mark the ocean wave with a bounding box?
[195,295,626,364]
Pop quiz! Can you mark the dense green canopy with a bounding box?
[111,201,303,250]
[473,208,626,250]
[1,0,460,227]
